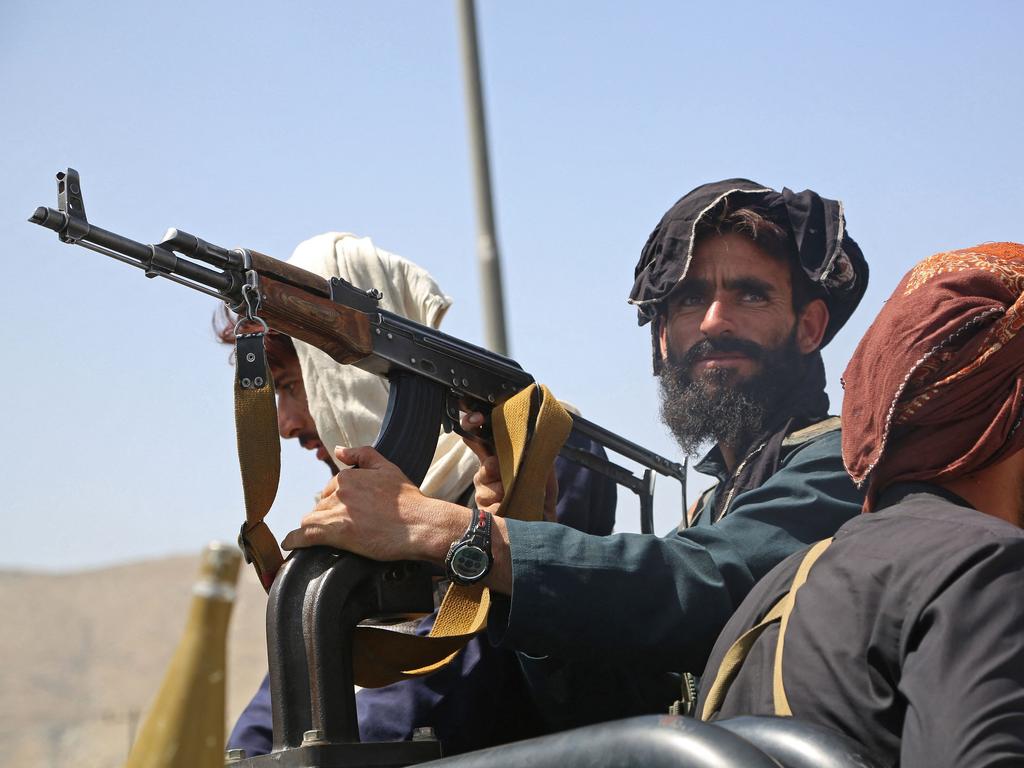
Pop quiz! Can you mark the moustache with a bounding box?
[679,337,766,369]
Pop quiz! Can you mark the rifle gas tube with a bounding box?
[31,169,687,530]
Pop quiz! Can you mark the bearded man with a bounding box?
[280,180,870,729]
[698,242,1024,767]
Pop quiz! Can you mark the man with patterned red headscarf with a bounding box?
[698,242,1024,767]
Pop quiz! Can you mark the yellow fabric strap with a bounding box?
[699,538,833,721]
[772,537,831,715]
[234,371,285,592]
[352,383,572,688]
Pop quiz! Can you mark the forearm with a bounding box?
[491,521,737,670]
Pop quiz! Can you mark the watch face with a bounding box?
[451,544,489,581]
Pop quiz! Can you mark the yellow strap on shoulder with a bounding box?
[772,536,831,715]
[699,537,832,720]
[351,383,571,687]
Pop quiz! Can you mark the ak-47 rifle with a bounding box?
[30,168,686,531]
[31,168,689,763]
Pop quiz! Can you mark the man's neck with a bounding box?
[938,452,1024,529]
[718,443,739,474]
[718,441,756,475]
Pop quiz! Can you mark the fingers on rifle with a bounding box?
[284,505,350,550]
[458,411,494,460]
[335,445,386,469]
[465,438,494,464]
[474,457,502,488]
[473,465,504,511]
[319,474,341,500]
[334,445,358,466]
[282,525,316,550]
[459,410,486,429]
[474,478,502,503]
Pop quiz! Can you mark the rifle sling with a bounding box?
[234,331,284,591]
[699,537,833,721]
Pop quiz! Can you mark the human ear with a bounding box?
[796,298,829,354]
[657,315,670,362]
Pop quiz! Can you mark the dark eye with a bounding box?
[672,291,705,309]
[741,290,768,303]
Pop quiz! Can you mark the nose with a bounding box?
[699,298,735,338]
[277,394,303,439]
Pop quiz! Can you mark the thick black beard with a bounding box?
[658,331,805,459]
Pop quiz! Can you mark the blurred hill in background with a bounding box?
[0,552,268,767]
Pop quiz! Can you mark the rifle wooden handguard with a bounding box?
[248,250,332,298]
[258,275,373,365]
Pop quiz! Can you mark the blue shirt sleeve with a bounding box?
[227,674,272,755]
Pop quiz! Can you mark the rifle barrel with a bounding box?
[571,413,686,482]
[30,206,237,297]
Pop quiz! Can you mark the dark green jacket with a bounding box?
[486,423,863,729]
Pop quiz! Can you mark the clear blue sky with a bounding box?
[2,1,1021,570]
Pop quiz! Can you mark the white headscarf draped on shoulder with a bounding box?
[287,232,479,503]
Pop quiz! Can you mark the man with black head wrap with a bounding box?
[280,180,870,730]
[632,180,867,525]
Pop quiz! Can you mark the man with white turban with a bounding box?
[227,233,616,756]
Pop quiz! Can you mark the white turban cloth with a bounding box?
[288,232,479,504]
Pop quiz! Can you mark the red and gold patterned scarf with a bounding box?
[842,242,1024,511]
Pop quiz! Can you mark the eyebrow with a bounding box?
[726,276,778,296]
[675,275,779,297]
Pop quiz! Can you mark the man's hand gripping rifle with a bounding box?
[30,168,686,536]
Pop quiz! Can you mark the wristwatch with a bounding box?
[444,509,493,585]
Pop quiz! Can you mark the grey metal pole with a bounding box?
[456,0,509,355]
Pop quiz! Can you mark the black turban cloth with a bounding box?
[629,179,869,371]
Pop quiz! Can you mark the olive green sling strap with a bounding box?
[233,339,570,686]
[699,537,834,720]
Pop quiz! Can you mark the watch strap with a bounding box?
[465,508,492,550]
[445,508,494,585]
